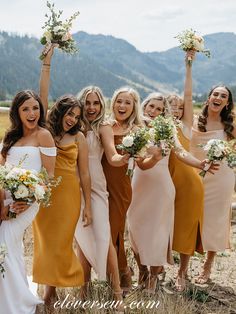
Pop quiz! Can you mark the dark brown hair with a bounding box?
[1,90,45,158]
[198,85,235,139]
[47,95,82,143]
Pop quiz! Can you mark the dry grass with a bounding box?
[2,108,236,313]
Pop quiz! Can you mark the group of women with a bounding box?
[0,46,235,313]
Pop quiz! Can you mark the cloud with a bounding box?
[142,6,185,22]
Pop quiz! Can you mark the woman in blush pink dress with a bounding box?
[127,92,217,293]
[190,85,236,284]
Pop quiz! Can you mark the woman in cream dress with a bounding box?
[190,85,235,283]
[74,86,129,301]
[127,93,216,293]
[0,90,56,314]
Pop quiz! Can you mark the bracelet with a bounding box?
[43,63,51,66]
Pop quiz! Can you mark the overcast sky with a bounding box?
[0,0,235,52]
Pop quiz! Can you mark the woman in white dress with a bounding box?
[127,93,217,293]
[0,90,56,314]
[190,85,236,284]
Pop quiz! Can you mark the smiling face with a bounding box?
[84,92,101,122]
[208,87,229,114]
[62,106,81,132]
[143,99,165,119]
[169,97,184,120]
[18,98,40,130]
[113,92,134,123]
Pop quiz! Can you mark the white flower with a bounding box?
[43,30,52,43]
[61,32,71,41]
[53,26,64,34]
[14,184,29,199]
[193,36,204,51]
[148,128,156,141]
[213,147,223,158]
[6,168,25,180]
[34,184,45,201]
[122,136,134,147]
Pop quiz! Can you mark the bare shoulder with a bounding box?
[37,127,55,147]
[76,131,86,141]
[100,124,113,135]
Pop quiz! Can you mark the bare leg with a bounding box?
[76,244,91,298]
[107,238,123,310]
[196,251,216,284]
[144,266,163,294]
[133,252,149,286]
[175,253,190,291]
[43,286,57,305]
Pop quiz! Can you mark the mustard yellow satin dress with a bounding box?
[33,143,84,287]
[169,127,204,255]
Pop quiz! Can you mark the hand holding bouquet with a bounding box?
[116,127,150,177]
[148,115,179,156]
[175,29,211,65]
[39,1,79,60]
[199,139,236,177]
[0,157,61,218]
[0,244,7,278]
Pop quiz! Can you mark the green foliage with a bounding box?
[0,31,236,100]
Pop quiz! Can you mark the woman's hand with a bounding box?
[146,145,163,160]
[11,201,30,214]
[200,159,220,174]
[185,50,196,65]
[82,207,92,227]
[121,153,130,165]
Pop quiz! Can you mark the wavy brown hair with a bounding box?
[198,85,235,139]
[1,90,45,159]
[47,95,83,144]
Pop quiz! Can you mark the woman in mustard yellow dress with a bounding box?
[168,51,204,291]
[33,47,92,304]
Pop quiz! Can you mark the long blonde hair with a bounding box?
[109,86,143,131]
[77,86,106,138]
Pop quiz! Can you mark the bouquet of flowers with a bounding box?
[199,139,236,177]
[0,157,61,218]
[175,29,211,64]
[0,244,7,278]
[148,115,179,156]
[39,1,80,60]
[116,127,150,176]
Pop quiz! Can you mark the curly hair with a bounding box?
[1,90,45,159]
[198,85,235,139]
[47,94,82,143]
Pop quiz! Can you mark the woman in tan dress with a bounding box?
[102,86,143,291]
[190,85,236,284]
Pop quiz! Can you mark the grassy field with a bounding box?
[1,108,236,313]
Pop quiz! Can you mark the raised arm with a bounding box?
[181,50,195,129]
[100,125,129,166]
[39,46,54,116]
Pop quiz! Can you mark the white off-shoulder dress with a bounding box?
[0,145,56,314]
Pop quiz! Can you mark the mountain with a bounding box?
[0,31,236,100]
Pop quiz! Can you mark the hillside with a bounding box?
[0,31,236,100]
